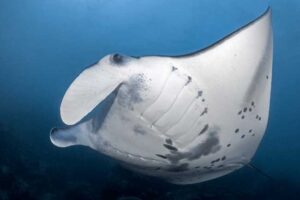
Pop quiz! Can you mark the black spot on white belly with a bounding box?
[185,76,192,85]
[197,91,203,97]
[163,144,178,152]
[165,138,173,145]
[156,154,167,159]
[199,124,209,135]
[200,107,208,116]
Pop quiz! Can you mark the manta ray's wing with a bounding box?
[170,8,272,165]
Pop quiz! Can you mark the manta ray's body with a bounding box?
[50,8,273,184]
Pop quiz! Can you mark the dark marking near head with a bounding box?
[195,166,200,169]
[165,138,173,145]
[200,107,208,116]
[199,124,209,135]
[249,129,253,133]
[238,110,242,115]
[266,75,269,79]
[163,144,178,152]
[204,166,211,170]
[202,98,205,102]
[241,135,245,139]
[221,156,226,160]
[197,91,203,97]
[252,101,255,106]
[217,165,224,168]
[256,115,259,119]
[167,163,189,172]
[249,108,252,112]
[259,117,262,121]
[227,144,231,147]
[235,128,239,133]
[155,167,161,170]
[156,154,167,159]
[118,74,144,109]
[186,76,192,85]
[243,107,248,112]
[172,66,178,71]
[252,133,255,136]
[241,115,245,119]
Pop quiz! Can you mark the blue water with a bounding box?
[0,0,299,199]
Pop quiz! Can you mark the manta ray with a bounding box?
[50,8,273,184]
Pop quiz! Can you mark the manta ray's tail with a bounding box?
[247,163,275,182]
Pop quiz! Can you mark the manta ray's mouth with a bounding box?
[98,142,167,166]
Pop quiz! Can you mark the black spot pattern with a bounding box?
[165,138,173,145]
[199,124,209,135]
[163,144,178,151]
[186,76,192,85]
[197,91,203,97]
[172,66,178,71]
[156,154,167,159]
[200,107,208,116]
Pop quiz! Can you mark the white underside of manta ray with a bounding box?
[50,8,273,184]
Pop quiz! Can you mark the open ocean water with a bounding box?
[0,0,299,199]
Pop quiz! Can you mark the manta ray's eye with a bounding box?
[111,53,123,64]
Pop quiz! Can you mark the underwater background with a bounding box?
[0,0,299,199]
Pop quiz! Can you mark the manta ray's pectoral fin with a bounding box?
[50,120,93,148]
